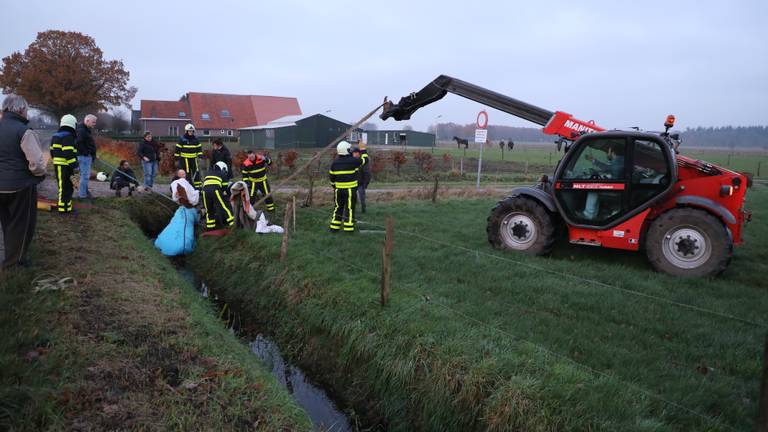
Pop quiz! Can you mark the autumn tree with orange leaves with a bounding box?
[0,31,137,120]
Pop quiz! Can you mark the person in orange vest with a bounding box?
[240,150,275,212]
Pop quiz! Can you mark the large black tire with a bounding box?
[487,196,556,255]
[645,208,732,277]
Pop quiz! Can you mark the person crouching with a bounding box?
[202,161,234,230]
[111,160,139,197]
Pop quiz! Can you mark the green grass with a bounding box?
[0,205,311,431]
[186,183,768,431]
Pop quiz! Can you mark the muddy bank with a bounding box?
[0,203,311,431]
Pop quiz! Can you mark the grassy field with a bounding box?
[0,204,311,430]
[186,183,768,430]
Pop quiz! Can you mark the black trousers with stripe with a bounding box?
[330,187,357,232]
[179,157,201,188]
[54,165,74,213]
[202,186,234,230]
[248,179,275,211]
[0,185,37,268]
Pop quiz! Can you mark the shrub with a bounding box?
[282,150,299,171]
[413,150,434,174]
[391,151,407,176]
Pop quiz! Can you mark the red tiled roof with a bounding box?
[140,100,190,120]
[140,93,302,129]
[187,92,302,129]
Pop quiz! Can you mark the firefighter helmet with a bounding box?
[336,141,351,155]
[215,161,228,173]
[59,114,77,129]
[184,123,195,132]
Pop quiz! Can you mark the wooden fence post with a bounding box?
[757,334,768,432]
[460,157,464,175]
[432,175,439,203]
[306,171,314,207]
[280,201,292,262]
[380,217,394,306]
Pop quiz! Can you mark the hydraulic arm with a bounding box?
[381,75,605,140]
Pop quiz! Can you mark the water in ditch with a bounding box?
[176,267,354,432]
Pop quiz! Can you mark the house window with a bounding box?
[203,129,210,136]
[227,130,234,137]
[169,126,178,136]
[178,111,186,118]
[201,113,210,120]
[220,130,225,135]
[265,129,275,139]
[221,110,230,117]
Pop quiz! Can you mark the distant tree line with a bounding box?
[429,122,768,150]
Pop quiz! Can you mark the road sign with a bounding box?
[476,110,488,129]
[474,128,488,144]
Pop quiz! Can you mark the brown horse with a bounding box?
[453,136,469,149]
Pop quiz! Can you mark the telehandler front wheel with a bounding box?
[487,196,556,255]
[645,208,732,277]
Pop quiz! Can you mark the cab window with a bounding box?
[630,139,671,208]
[562,138,626,180]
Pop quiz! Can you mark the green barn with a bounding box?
[365,130,436,147]
[238,114,351,149]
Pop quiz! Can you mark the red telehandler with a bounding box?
[380,75,752,277]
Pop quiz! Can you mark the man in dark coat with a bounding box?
[210,138,232,174]
[0,94,47,269]
[75,114,98,199]
[110,160,139,197]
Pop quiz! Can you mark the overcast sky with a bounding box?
[2,0,767,132]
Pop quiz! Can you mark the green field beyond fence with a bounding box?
[190,184,768,431]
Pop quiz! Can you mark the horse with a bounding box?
[453,136,469,149]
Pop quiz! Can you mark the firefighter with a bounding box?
[329,141,368,232]
[175,123,203,188]
[241,150,275,212]
[202,161,234,230]
[50,114,78,214]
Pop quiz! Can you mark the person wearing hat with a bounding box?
[201,161,234,230]
[328,141,367,233]
[50,114,79,214]
[175,123,203,188]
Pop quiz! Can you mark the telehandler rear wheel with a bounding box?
[487,196,556,255]
[645,208,732,277]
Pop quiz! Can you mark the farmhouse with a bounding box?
[239,113,351,149]
[139,92,302,138]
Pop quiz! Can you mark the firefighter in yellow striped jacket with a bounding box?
[328,141,368,232]
[201,162,234,230]
[241,150,275,212]
[49,115,79,214]
[175,124,203,188]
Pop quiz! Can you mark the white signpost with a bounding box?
[475,111,488,191]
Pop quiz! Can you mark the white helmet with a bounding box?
[60,114,77,129]
[96,172,109,182]
[184,123,195,132]
[336,140,351,156]
[215,161,228,173]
